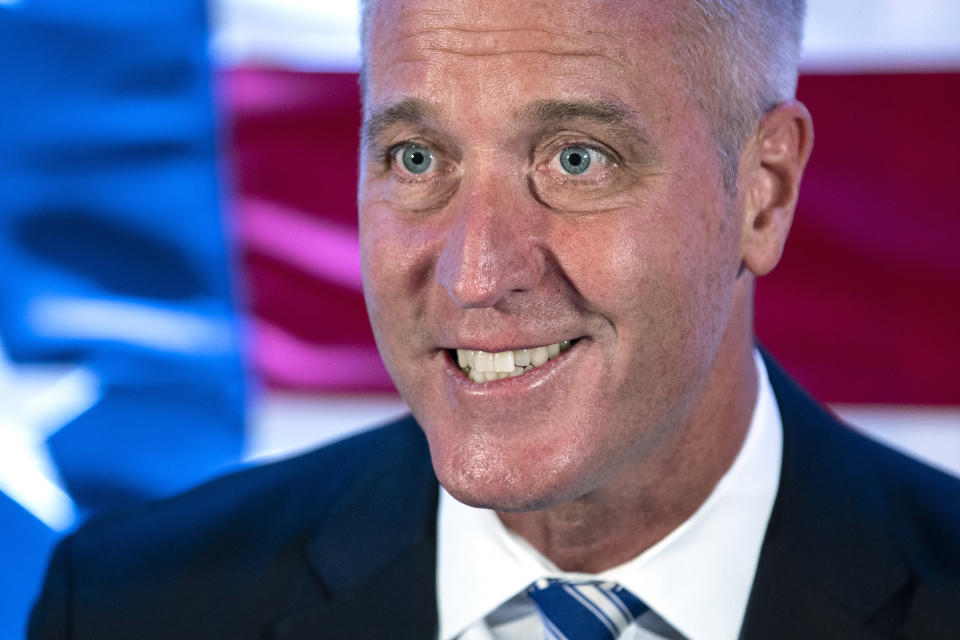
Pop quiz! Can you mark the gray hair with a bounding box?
[359,0,806,191]
[678,0,806,190]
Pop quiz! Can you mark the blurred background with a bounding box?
[1,0,958,637]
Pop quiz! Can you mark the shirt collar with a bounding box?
[437,349,783,640]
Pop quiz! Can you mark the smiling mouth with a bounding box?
[450,340,574,383]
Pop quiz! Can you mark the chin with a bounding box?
[440,476,543,512]
[428,435,592,513]
[441,477,563,513]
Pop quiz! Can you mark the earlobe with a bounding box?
[740,100,814,277]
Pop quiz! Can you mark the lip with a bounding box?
[441,337,584,394]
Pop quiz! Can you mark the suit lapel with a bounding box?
[270,538,437,640]
[270,417,440,640]
[740,351,910,639]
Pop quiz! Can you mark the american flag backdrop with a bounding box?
[0,1,958,637]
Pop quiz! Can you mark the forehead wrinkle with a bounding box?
[395,17,617,41]
[394,21,623,66]
[412,46,619,64]
[414,25,570,37]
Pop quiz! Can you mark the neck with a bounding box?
[497,298,758,573]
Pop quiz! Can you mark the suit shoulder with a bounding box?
[854,428,960,568]
[29,415,430,640]
[764,346,960,547]
[790,394,960,576]
[71,414,425,551]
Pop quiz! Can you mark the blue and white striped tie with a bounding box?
[527,578,649,640]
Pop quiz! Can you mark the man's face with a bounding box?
[358,0,746,511]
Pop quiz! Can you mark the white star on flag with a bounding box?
[0,339,99,531]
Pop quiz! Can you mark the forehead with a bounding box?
[363,0,691,123]
[366,0,676,50]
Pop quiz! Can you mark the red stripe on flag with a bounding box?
[757,73,960,404]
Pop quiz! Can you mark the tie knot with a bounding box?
[527,579,648,640]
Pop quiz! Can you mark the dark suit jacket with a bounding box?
[29,354,960,639]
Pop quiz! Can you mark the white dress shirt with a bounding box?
[437,350,783,640]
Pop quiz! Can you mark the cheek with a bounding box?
[555,196,737,381]
[359,201,446,365]
[550,211,667,328]
[361,203,435,298]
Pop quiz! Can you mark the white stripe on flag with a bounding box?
[27,296,236,355]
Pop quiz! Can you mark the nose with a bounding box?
[434,180,545,309]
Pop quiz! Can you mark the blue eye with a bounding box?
[398,145,433,174]
[559,146,592,175]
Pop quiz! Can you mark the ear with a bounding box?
[739,100,814,276]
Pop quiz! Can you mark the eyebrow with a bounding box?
[361,96,654,156]
[362,98,437,147]
[519,98,652,146]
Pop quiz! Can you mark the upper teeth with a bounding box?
[456,341,572,383]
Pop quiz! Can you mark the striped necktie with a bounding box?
[527,578,649,640]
